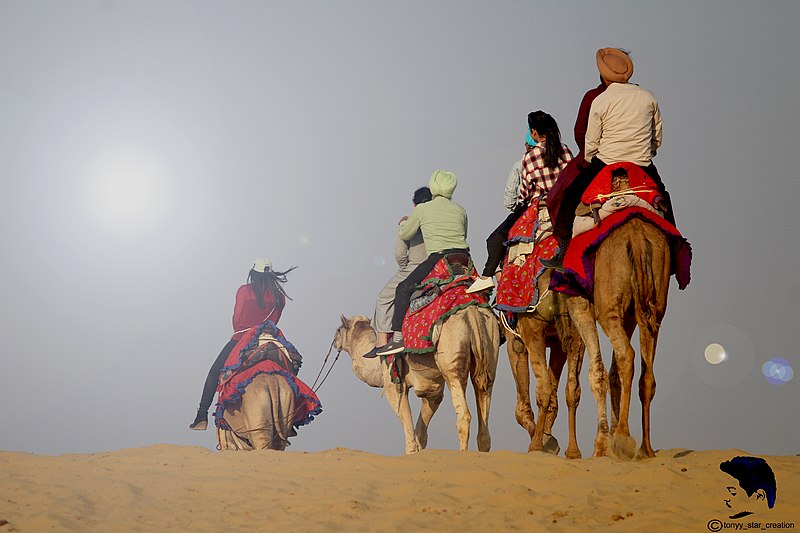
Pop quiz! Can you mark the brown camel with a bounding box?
[217,373,299,451]
[334,305,499,454]
[567,215,671,460]
[502,268,586,458]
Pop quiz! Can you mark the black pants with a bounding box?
[482,203,527,277]
[391,249,469,332]
[553,157,676,243]
[197,338,238,413]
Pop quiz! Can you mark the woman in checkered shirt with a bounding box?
[467,111,573,294]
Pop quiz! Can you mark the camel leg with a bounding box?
[383,377,420,454]
[470,369,494,452]
[436,343,472,451]
[506,334,536,438]
[567,295,610,457]
[609,317,636,434]
[542,342,566,455]
[415,390,444,449]
[523,321,551,453]
[602,319,637,461]
[562,332,584,459]
[636,327,658,459]
[608,353,620,433]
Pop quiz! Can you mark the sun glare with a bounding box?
[84,145,171,235]
[704,343,727,365]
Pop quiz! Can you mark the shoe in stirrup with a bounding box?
[376,339,405,356]
[189,410,208,431]
[363,345,383,359]
[540,251,565,271]
[466,276,495,294]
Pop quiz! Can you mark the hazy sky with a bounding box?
[1,1,797,457]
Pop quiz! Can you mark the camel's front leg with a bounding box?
[382,376,419,454]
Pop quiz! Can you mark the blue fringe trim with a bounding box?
[214,366,323,431]
[220,320,301,376]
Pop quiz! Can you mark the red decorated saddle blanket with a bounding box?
[213,321,322,431]
[495,200,559,312]
[551,207,692,298]
[402,253,490,354]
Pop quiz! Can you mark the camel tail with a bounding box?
[626,228,660,337]
[466,306,495,393]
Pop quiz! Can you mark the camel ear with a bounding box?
[340,315,350,328]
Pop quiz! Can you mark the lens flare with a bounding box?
[374,255,386,267]
[704,343,726,365]
[761,358,794,385]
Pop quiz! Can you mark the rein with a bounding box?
[310,336,342,393]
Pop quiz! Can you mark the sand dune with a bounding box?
[1,445,797,532]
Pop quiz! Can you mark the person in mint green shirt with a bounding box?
[369,169,470,357]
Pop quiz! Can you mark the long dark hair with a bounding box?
[248,266,297,308]
[527,110,564,170]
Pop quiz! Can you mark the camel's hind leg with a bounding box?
[470,365,494,453]
[637,327,659,459]
[609,317,636,434]
[601,318,637,461]
[415,388,444,449]
[437,347,472,450]
[567,295,610,457]
[505,332,536,439]
[519,319,551,453]
[557,328,584,460]
[543,342,566,455]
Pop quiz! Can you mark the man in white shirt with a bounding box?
[543,48,675,270]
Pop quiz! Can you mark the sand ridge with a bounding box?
[1,445,798,532]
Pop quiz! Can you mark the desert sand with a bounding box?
[1,445,797,532]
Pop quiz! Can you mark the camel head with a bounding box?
[334,315,376,355]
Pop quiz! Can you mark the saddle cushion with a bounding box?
[495,200,559,312]
[214,320,322,431]
[402,254,490,354]
[551,207,692,298]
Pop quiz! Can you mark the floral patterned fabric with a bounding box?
[495,200,559,312]
[402,254,491,354]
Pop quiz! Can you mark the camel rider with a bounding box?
[542,47,675,270]
[365,187,432,358]
[189,259,296,430]
[368,170,469,357]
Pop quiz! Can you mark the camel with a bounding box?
[567,201,672,460]
[216,373,299,451]
[334,305,499,454]
[502,268,586,458]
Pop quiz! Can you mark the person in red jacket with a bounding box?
[189,258,296,430]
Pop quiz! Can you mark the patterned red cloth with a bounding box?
[214,321,322,431]
[495,201,559,312]
[582,162,662,207]
[402,255,490,354]
[551,207,692,298]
